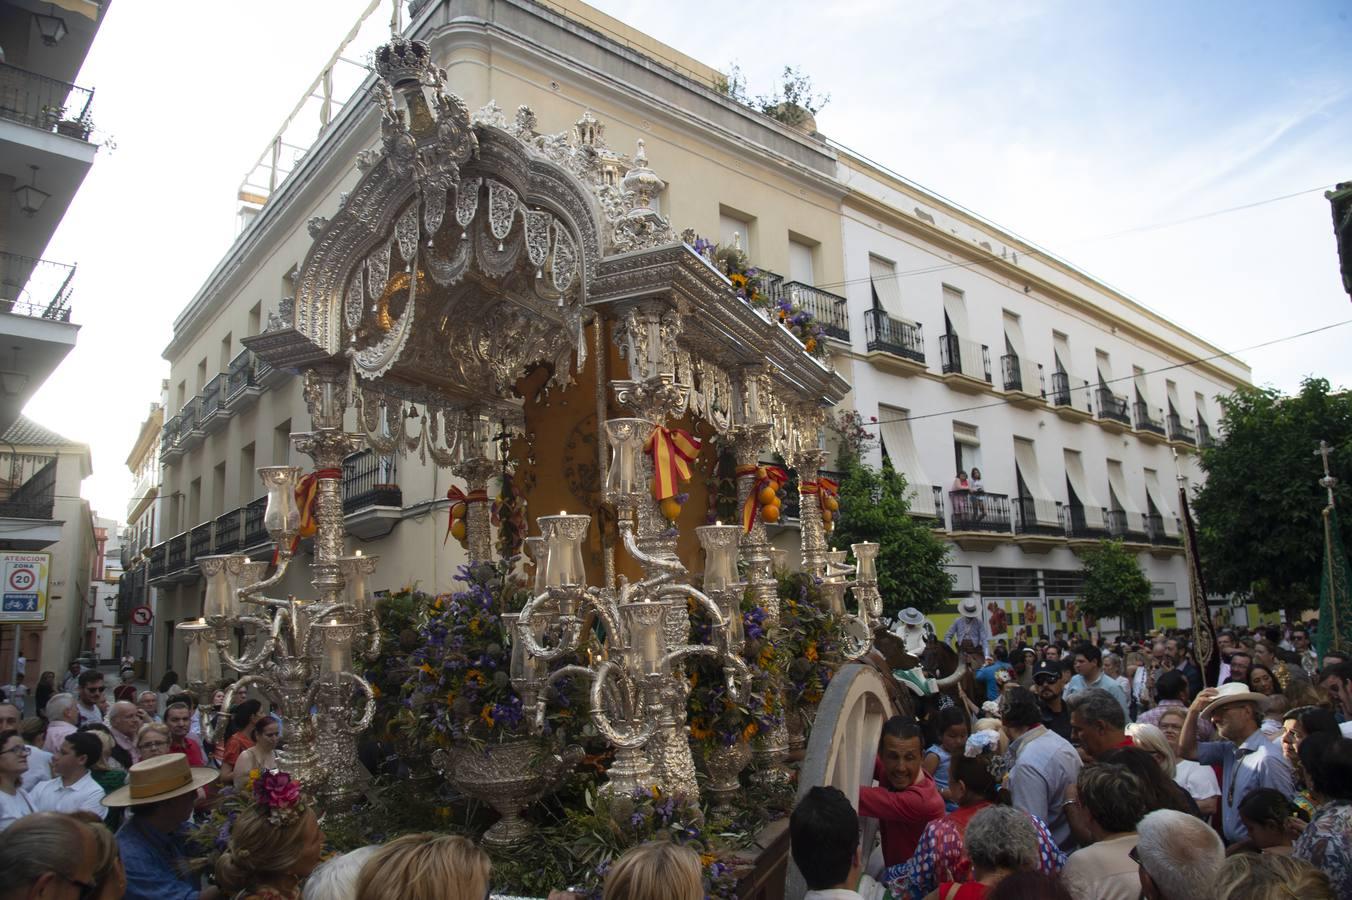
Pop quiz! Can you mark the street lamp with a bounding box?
[33,8,68,47]
[104,596,114,612]
[14,167,49,218]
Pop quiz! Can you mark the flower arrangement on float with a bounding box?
[688,234,828,359]
[777,572,842,743]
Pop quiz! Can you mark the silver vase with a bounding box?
[440,739,571,848]
[701,739,751,812]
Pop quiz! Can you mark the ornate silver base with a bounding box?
[750,721,793,789]
[444,740,569,848]
[702,740,751,813]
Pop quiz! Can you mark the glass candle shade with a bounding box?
[604,418,651,497]
[620,601,666,676]
[199,556,233,619]
[770,547,791,573]
[179,620,220,685]
[851,542,879,582]
[695,524,742,594]
[538,513,590,587]
[338,553,378,614]
[722,593,745,648]
[822,581,848,617]
[824,550,849,583]
[314,620,355,675]
[504,613,546,684]
[258,466,302,540]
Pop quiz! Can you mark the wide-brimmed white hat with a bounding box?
[1200,682,1267,720]
[957,598,981,619]
[897,608,926,627]
[102,752,217,807]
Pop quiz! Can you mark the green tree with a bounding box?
[1078,539,1152,623]
[1192,377,1352,614]
[829,457,952,618]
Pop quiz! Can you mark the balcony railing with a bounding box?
[1001,354,1045,397]
[949,490,1011,533]
[147,543,166,580]
[1168,413,1196,445]
[0,62,94,139]
[939,334,992,382]
[1095,387,1130,425]
[1197,421,1215,449]
[0,252,76,322]
[1107,509,1150,542]
[1062,504,1110,539]
[343,450,402,512]
[1133,402,1166,437]
[244,497,268,547]
[916,484,945,528]
[781,282,849,341]
[214,509,243,555]
[1050,371,1092,412]
[1015,496,1064,536]
[166,533,188,571]
[201,374,226,421]
[189,523,213,565]
[1145,513,1182,546]
[226,350,260,399]
[0,459,56,519]
[865,309,925,364]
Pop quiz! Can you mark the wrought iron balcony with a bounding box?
[1001,355,1045,397]
[781,282,849,341]
[1095,387,1130,426]
[225,350,261,401]
[1062,504,1110,539]
[865,309,925,364]
[0,459,56,519]
[214,509,243,555]
[1050,371,1092,412]
[1107,509,1150,542]
[1133,402,1166,437]
[147,543,167,580]
[1015,497,1065,536]
[949,490,1011,532]
[189,522,214,566]
[920,484,946,528]
[0,252,76,322]
[200,374,226,424]
[165,532,188,572]
[0,62,95,139]
[1145,513,1182,546]
[939,334,991,383]
[1167,413,1196,445]
[243,496,269,548]
[343,450,402,512]
[1197,421,1215,449]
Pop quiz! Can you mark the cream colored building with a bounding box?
[141,0,1249,679]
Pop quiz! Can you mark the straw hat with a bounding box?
[101,752,217,807]
[957,597,981,619]
[896,608,926,627]
[1200,682,1267,720]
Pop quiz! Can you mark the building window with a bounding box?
[248,302,262,337]
[788,237,815,284]
[942,286,969,337]
[719,209,751,255]
[952,422,981,479]
[869,255,902,316]
[240,443,256,503]
[878,404,936,517]
[273,421,291,466]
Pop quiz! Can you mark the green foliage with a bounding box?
[714,63,830,127]
[829,458,951,617]
[1077,539,1152,619]
[1192,378,1352,612]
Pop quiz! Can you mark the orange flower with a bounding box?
[742,722,759,741]
[805,641,818,662]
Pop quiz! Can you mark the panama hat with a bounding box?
[1200,682,1267,720]
[102,752,218,807]
[897,608,926,627]
[957,597,981,619]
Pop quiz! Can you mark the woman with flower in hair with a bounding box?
[232,717,280,790]
[883,733,1065,900]
[216,772,325,900]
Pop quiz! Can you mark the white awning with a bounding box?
[1064,450,1105,529]
[1106,461,1143,515]
[869,256,902,316]
[879,405,935,517]
[1015,439,1060,525]
[1144,470,1181,535]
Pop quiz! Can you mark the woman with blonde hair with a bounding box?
[1151,709,1220,817]
[1214,853,1332,900]
[216,773,326,900]
[134,722,173,760]
[354,832,491,900]
[603,841,703,900]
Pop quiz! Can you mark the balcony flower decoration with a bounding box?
[406,564,533,744]
[689,234,828,359]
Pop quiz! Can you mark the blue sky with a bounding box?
[29,0,1352,517]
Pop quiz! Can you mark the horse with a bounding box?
[861,628,974,721]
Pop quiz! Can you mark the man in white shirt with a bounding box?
[27,730,107,819]
[61,661,82,693]
[74,670,106,725]
[1,673,28,717]
[1063,641,1129,720]
[136,690,161,723]
[19,717,53,792]
[42,693,79,754]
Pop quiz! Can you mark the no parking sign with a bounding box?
[0,552,50,623]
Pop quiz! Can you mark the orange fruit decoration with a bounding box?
[451,519,467,541]
[822,508,833,523]
[761,504,781,523]
[824,496,839,511]
[758,486,778,506]
[660,498,682,521]
[451,504,467,520]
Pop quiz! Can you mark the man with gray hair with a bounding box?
[0,811,99,900]
[1068,688,1129,762]
[108,700,142,764]
[136,690,161,722]
[1000,686,1082,851]
[43,693,79,754]
[1135,809,1225,900]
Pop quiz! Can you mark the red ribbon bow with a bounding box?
[644,426,702,501]
[272,468,340,564]
[737,465,788,532]
[444,485,490,545]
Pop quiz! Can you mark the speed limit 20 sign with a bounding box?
[0,552,50,623]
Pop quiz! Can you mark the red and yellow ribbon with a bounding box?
[273,468,340,563]
[644,426,702,501]
[737,464,788,532]
[444,485,489,545]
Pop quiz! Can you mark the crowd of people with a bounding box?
[1,621,1349,900]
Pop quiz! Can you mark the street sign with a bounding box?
[0,552,50,623]
[130,605,153,627]
[129,625,152,636]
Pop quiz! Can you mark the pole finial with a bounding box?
[390,0,403,37]
[1318,440,1338,509]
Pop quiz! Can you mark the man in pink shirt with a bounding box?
[42,693,79,753]
[858,716,945,867]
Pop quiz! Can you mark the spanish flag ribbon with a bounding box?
[274,468,340,563]
[444,485,490,545]
[737,464,788,532]
[644,426,702,501]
